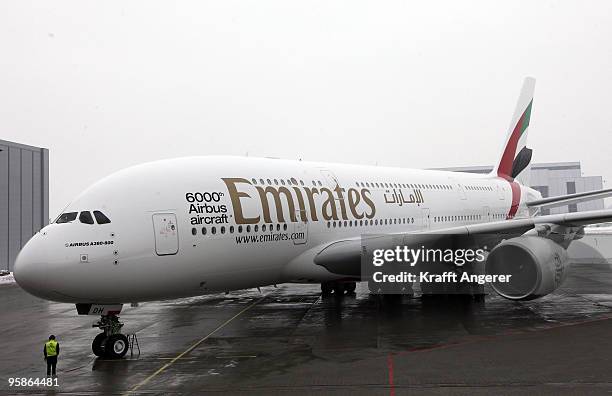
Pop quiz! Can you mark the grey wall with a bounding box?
[0,139,49,272]
[529,163,604,214]
[435,162,605,215]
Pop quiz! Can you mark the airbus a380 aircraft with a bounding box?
[14,78,612,358]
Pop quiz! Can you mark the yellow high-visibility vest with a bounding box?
[45,340,58,357]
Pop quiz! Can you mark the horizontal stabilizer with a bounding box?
[533,208,612,227]
[526,188,612,209]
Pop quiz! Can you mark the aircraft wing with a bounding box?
[314,209,612,276]
[526,188,612,210]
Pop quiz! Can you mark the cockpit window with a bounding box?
[56,212,78,223]
[79,211,95,224]
[93,210,111,224]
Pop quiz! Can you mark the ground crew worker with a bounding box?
[44,335,59,376]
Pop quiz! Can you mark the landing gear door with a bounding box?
[152,213,179,256]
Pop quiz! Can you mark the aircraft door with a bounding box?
[421,208,431,230]
[496,183,506,200]
[450,178,467,200]
[293,209,308,245]
[319,169,340,189]
[319,169,349,216]
[152,213,179,256]
[483,206,491,222]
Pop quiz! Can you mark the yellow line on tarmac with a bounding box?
[124,294,268,395]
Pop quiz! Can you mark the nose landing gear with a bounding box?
[91,314,129,359]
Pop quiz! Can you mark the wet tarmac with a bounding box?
[2,263,612,395]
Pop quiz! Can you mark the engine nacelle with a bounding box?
[485,236,569,300]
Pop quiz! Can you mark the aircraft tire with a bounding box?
[105,334,129,359]
[321,282,333,296]
[333,283,345,296]
[92,332,106,357]
[344,282,356,294]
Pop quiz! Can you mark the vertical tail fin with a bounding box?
[491,77,536,182]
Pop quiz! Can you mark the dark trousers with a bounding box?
[46,356,57,376]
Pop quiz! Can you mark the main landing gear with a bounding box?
[321,281,357,297]
[91,314,129,359]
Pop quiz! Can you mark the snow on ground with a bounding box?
[0,273,15,285]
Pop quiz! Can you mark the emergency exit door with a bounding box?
[152,213,179,256]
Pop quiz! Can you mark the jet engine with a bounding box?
[485,236,569,300]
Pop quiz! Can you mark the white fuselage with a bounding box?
[14,156,540,303]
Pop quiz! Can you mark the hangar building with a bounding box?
[0,139,49,273]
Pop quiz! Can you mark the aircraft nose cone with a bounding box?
[14,238,51,299]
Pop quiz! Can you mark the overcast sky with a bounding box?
[1,1,611,217]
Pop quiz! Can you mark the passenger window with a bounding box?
[93,210,111,224]
[79,211,95,224]
[56,212,78,223]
